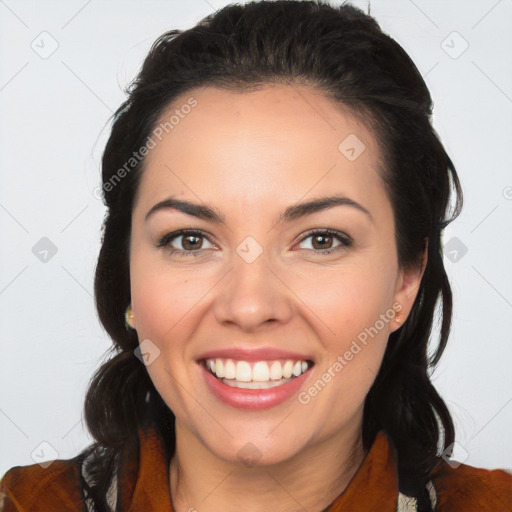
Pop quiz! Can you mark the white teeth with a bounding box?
[224,359,236,379]
[204,357,312,383]
[252,361,270,381]
[221,377,295,389]
[215,359,225,378]
[283,360,293,378]
[235,361,252,382]
[269,361,282,380]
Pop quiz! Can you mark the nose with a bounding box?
[212,248,293,332]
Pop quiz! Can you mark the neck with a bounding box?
[169,417,367,512]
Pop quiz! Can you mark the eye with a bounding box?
[156,228,353,258]
[156,229,216,257]
[296,229,353,254]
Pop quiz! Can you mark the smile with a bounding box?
[202,358,314,390]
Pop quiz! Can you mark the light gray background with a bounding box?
[1,0,511,476]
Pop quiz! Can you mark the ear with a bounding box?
[390,238,428,332]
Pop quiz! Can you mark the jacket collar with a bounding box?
[121,428,398,511]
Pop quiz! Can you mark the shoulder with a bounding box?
[429,459,512,511]
[0,456,84,512]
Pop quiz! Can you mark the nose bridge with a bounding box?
[213,234,292,330]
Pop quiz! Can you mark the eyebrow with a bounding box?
[144,194,373,224]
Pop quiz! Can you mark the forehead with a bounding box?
[134,84,386,218]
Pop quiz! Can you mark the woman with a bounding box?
[1,1,510,511]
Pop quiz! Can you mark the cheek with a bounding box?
[129,260,207,413]
[130,254,206,341]
[293,259,395,396]
[295,260,396,334]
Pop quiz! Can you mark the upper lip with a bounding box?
[196,347,315,362]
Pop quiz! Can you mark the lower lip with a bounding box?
[199,362,313,410]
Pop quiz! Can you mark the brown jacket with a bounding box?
[1,428,511,511]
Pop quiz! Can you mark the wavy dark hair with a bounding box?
[80,1,463,510]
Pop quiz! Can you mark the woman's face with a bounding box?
[129,84,424,465]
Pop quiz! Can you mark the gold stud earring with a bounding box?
[125,305,134,329]
[395,314,402,325]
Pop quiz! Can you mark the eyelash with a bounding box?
[156,228,353,258]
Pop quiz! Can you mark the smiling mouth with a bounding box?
[201,357,315,389]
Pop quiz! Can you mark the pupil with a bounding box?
[183,235,201,250]
[313,234,332,250]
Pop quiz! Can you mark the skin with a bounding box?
[128,84,426,512]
